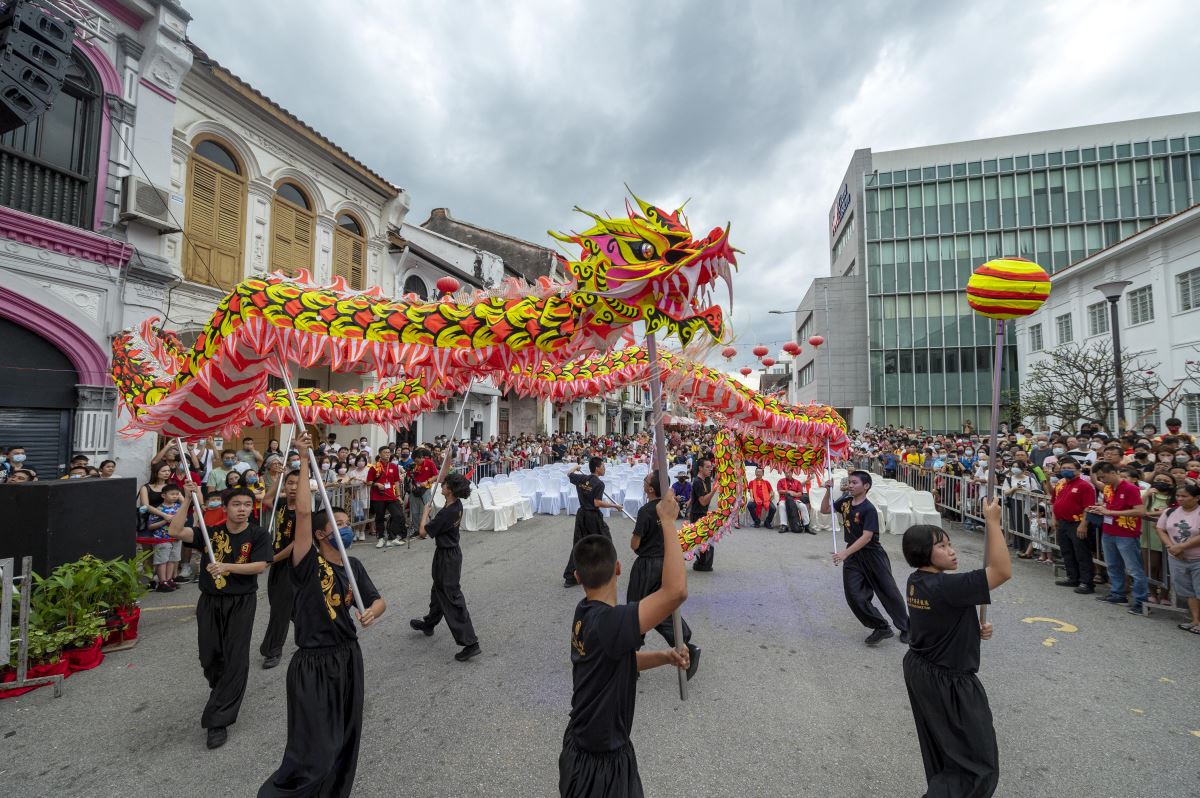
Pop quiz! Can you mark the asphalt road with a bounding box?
[2,512,1198,797]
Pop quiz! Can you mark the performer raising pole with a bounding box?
[259,423,298,670]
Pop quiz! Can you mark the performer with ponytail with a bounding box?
[900,497,1010,798]
[260,432,385,797]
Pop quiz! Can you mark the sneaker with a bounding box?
[166,580,179,591]
[1054,579,1078,587]
[1096,594,1127,604]
[262,654,281,669]
[156,583,173,593]
[1073,585,1095,595]
[804,526,817,535]
[752,522,761,528]
[686,644,701,681]
[174,572,193,584]
[864,627,894,646]
[355,532,365,542]
[409,619,434,637]
[394,538,407,546]
[1127,603,1148,617]
[899,630,910,645]
[454,642,481,662]
[376,538,386,549]
[206,726,228,750]
[777,527,787,534]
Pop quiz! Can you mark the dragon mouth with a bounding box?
[653,226,737,319]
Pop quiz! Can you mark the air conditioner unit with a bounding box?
[120,174,174,231]
[443,399,461,413]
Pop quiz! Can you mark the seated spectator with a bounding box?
[99,460,117,478]
[146,483,184,592]
[746,467,776,529]
[777,469,811,534]
[64,465,89,479]
[7,469,35,483]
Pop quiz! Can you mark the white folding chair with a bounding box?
[537,477,563,515]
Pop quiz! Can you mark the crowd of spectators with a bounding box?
[852,417,1200,631]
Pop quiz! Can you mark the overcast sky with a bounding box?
[188,0,1196,377]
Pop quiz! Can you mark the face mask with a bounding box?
[246,475,258,484]
[1090,442,1102,450]
[12,454,26,463]
[964,449,974,456]
[1060,469,1076,480]
[289,460,301,469]
[69,473,83,479]
[1052,447,1065,456]
[1175,457,1189,465]
[1154,482,1172,492]
[337,468,348,474]
[338,526,354,548]
[223,459,235,467]
[1010,467,1021,475]
[207,499,222,508]
[391,458,400,465]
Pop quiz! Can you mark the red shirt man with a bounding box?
[369,449,401,502]
[1051,470,1096,522]
[410,454,438,490]
[1097,476,1142,538]
[777,473,806,500]
[748,473,773,507]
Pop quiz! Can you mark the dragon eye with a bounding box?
[638,242,654,259]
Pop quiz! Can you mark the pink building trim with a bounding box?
[74,40,122,231]
[91,0,145,31]
[138,77,177,104]
[0,205,134,267]
[0,285,111,386]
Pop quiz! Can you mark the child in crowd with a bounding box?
[1025,504,1053,564]
[147,483,184,592]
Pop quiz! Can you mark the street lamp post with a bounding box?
[1095,280,1132,433]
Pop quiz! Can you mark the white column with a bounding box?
[415,414,424,444]
[572,401,585,433]
[541,399,553,435]
[488,395,499,439]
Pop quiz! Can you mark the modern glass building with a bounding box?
[812,111,1200,433]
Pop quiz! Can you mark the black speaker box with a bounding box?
[0,25,70,74]
[0,478,137,576]
[0,0,74,55]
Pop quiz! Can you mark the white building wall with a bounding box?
[1016,207,1200,432]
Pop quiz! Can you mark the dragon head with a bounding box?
[550,191,736,346]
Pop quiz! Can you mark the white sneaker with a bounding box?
[375,538,386,549]
[355,533,365,541]
[386,539,398,547]
[395,538,407,546]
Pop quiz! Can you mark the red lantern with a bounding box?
[739,367,752,377]
[808,335,825,348]
[752,344,769,358]
[782,341,800,356]
[762,357,776,368]
[436,276,460,295]
[721,346,737,359]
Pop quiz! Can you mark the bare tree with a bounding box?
[1020,341,1158,433]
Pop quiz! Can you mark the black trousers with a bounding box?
[1055,519,1096,586]
[196,591,256,729]
[626,556,692,648]
[563,510,610,582]
[903,650,999,798]
[559,732,643,798]
[748,500,776,527]
[424,547,478,646]
[259,559,294,659]
[781,497,804,532]
[371,499,406,541]
[842,547,909,632]
[259,642,364,798]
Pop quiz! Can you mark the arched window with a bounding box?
[183,136,246,288]
[270,180,315,277]
[403,274,428,300]
[0,51,101,228]
[332,211,366,289]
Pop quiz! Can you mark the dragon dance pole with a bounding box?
[274,354,366,616]
[980,318,1005,625]
[174,437,218,570]
[644,332,687,702]
[827,440,839,556]
[264,422,297,540]
[603,492,637,523]
[437,377,477,483]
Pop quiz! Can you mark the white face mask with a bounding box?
[964,449,974,456]
[1053,447,1065,456]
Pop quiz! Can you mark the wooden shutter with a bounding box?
[184,154,245,288]
[270,198,314,277]
[333,227,365,289]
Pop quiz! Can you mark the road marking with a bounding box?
[1022,616,1078,633]
[1042,637,1057,647]
[1190,730,1200,737]
[1159,677,1175,684]
[141,604,194,612]
[1129,708,1145,716]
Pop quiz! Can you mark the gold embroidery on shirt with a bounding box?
[571,619,586,656]
[209,530,231,590]
[317,554,341,620]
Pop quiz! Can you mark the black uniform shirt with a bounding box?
[906,569,990,673]
[633,499,664,558]
[194,522,273,595]
[290,545,381,647]
[833,495,883,551]
[425,500,463,549]
[566,599,641,753]
[689,476,712,521]
[272,501,296,555]
[570,472,603,512]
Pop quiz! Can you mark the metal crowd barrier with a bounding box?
[887,461,1180,610]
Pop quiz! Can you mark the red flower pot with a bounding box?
[0,658,69,699]
[118,605,141,642]
[103,613,124,648]
[64,635,104,674]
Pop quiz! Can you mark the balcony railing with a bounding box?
[0,148,92,229]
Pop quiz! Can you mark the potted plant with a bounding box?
[1,627,70,699]
[97,552,151,646]
[30,556,109,674]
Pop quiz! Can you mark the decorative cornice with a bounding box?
[0,206,134,268]
[116,32,144,59]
